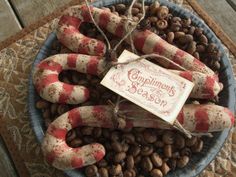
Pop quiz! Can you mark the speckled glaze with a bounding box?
[29,0,236,177]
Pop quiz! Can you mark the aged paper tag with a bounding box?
[101,50,194,124]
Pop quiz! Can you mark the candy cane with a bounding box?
[42,104,234,169]
[170,70,222,99]
[33,54,106,104]
[57,4,215,76]
[42,105,166,170]
[120,103,234,133]
[176,104,234,132]
[33,54,220,104]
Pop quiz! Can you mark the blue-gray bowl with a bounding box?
[28,0,236,176]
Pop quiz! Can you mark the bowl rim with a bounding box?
[28,0,236,177]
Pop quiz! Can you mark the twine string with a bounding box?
[112,53,187,71]
[83,0,191,137]
[112,0,146,53]
[85,0,111,50]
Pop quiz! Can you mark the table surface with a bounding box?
[0,0,235,176]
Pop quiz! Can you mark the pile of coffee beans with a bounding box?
[35,1,224,176]
[65,127,203,177]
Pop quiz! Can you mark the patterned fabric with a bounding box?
[0,0,235,176]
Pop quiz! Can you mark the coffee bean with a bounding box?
[193,52,200,59]
[149,1,160,15]
[185,136,197,147]
[99,167,109,177]
[81,127,93,136]
[194,27,203,36]
[164,145,172,158]
[191,139,203,153]
[161,162,170,175]
[177,156,189,168]
[174,32,185,39]
[57,104,69,115]
[114,152,126,163]
[143,129,157,143]
[132,8,140,15]
[150,153,163,167]
[109,164,122,175]
[162,131,175,145]
[150,169,163,177]
[129,145,141,157]
[188,26,195,35]
[137,13,143,19]
[171,21,181,32]
[126,155,134,169]
[135,132,146,144]
[42,109,50,119]
[172,17,181,23]
[187,41,196,54]
[85,165,98,177]
[111,131,121,142]
[109,5,116,12]
[133,2,142,9]
[179,34,193,44]
[123,170,133,177]
[182,18,191,27]
[196,44,206,53]
[199,34,208,44]
[123,133,135,144]
[180,147,192,157]
[66,129,77,142]
[36,100,50,109]
[167,32,174,44]
[97,159,108,168]
[141,145,154,156]
[141,157,153,172]
[157,6,169,19]
[115,4,126,14]
[175,134,185,149]
[156,19,168,30]
[93,127,102,138]
[50,103,58,115]
[134,155,142,164]
[122,143,130,152]
[213,61,221,70]
[83,136,95,144]
[111,142,123,152]
[167,158,177,170]
[70,138,83,148]
[149,16,158,24]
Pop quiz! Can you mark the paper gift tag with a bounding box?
[101,50,194,124]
